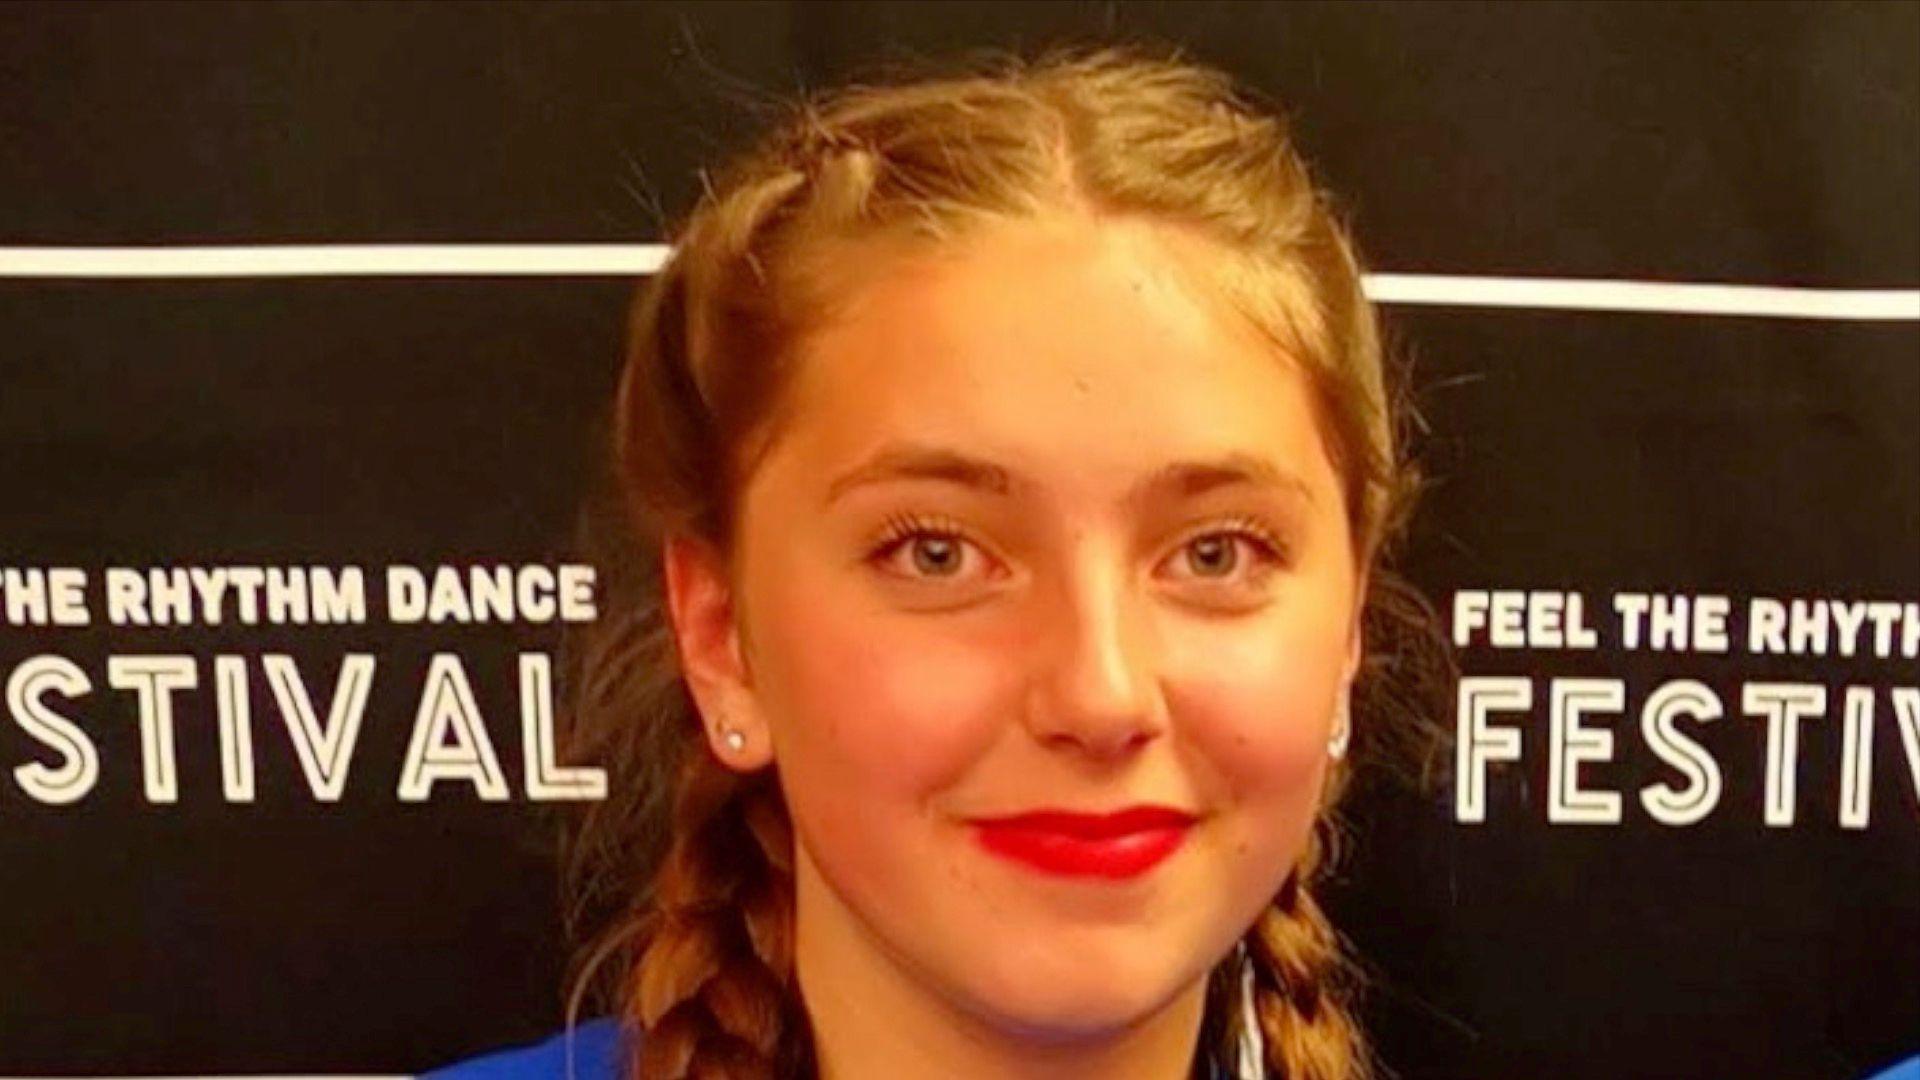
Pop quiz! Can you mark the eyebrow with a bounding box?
[823,441,1316,509]
[825,444,1021,504]
[1145,453,1317,508]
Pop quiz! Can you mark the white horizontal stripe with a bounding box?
[1364,272,1920,321]
[0,243,671,278]
[0,245,1915,320]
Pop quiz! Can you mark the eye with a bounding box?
[1160,516,1289,587]
[866,512,994,583]
[1183,534,1241,577]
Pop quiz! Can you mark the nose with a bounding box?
[1024,551,1169,759]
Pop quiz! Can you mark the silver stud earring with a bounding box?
[721,727,746,753]
[1328,695,1351,760]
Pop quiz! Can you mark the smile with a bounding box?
[968,807,1195,880]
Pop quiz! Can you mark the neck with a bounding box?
[792,844,1212,1080]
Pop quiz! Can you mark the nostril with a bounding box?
[1031,696,1165,759]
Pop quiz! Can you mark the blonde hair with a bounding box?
[556,44,1452,1080]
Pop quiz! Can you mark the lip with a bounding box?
[969,806,1196,880]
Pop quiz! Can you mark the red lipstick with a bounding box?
[970,806,1195,879]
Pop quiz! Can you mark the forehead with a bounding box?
[758,215,1339,506]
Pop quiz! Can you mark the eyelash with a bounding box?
[1189,514,1291,575]
[873,511,950,544]
[869,512,983,577]
[863,512,1290,584]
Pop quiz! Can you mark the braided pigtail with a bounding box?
[1243,836,1372,1080]
[1230,567,1454,1080]
[626,752,810,1080]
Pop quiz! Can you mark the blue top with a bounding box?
[422,1019,624,1080]
[421,1017,1257,1079]
[1866,1055,1920,1080]
[422,1024,1914,1080]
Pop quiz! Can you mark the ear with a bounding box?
[662,533,776,772]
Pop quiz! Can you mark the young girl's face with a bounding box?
[696,213,1362,1041]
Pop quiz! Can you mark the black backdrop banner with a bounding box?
[1,3,1915,1078]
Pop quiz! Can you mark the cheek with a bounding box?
[749,572,1015,832]
[1168,607,1346,811]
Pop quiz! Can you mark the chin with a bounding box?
[948,938,1193,1040]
